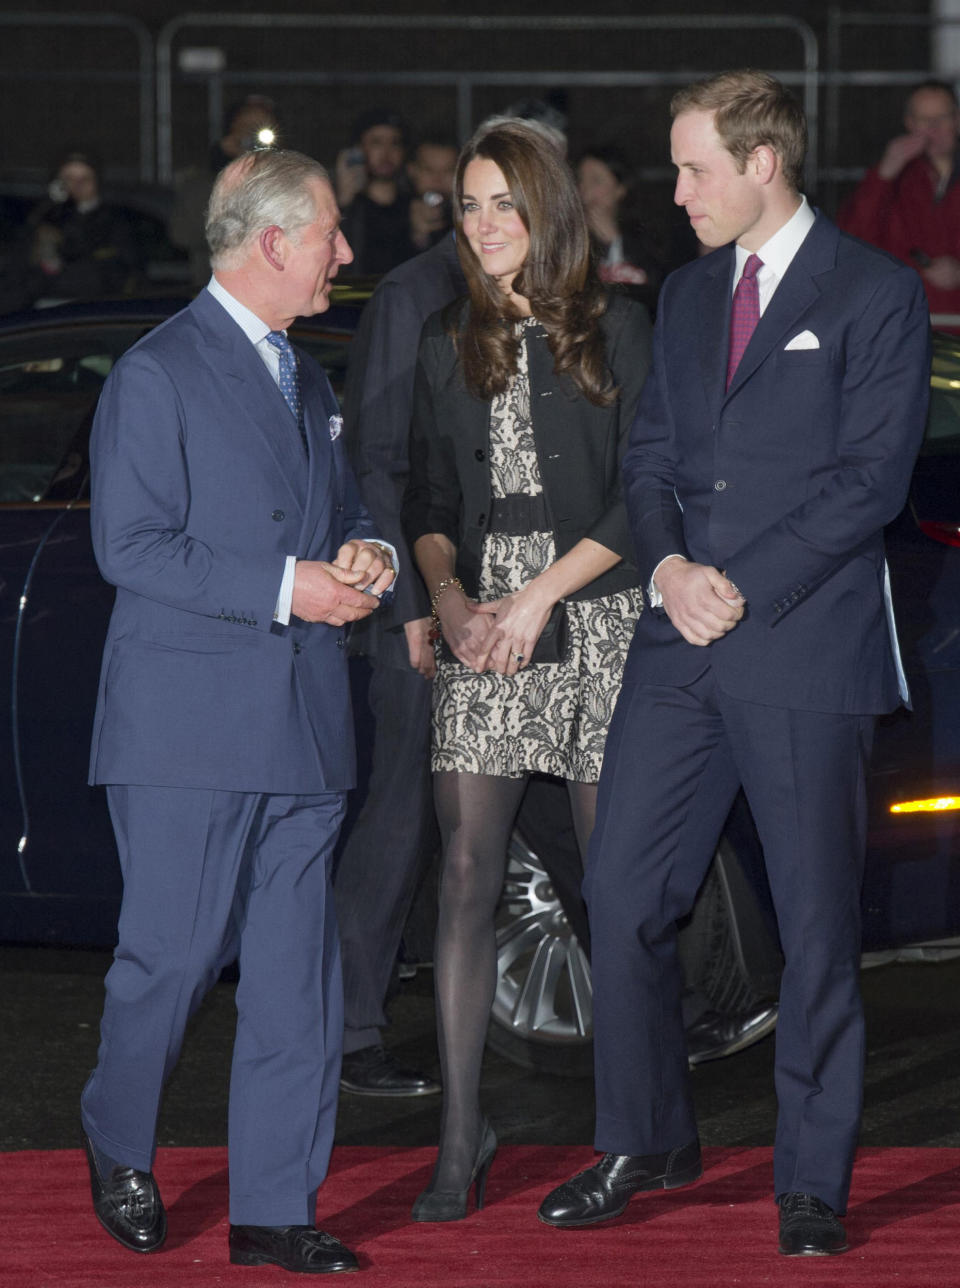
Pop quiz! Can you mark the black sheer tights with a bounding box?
[427,770,597,1192]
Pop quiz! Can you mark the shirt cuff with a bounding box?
[648,554,686,608]
[274,555,297,625]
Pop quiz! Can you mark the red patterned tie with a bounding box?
[726,253,763,390]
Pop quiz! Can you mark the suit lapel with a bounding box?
[298,355,337,553]
[698,247,735,420]
[723,214,839,401]
[189,292,307,511]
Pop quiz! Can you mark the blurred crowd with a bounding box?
[2,79,959,326]
[0,92,697,316]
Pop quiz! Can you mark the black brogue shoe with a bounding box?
[538,1140,702,1227]
[778,1192,849,1256]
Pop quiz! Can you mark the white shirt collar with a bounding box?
[733,195,815,292]
[206,275,277,345]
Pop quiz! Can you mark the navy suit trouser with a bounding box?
[81,784,346,1226]
[583,663,873,1214]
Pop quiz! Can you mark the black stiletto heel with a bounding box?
[411,1120,498,1222]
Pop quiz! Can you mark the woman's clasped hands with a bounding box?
[440,583,555,676]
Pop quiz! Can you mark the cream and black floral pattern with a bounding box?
[433,320,643,782]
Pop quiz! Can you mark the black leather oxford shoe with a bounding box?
[339,1045,440,1097]
[229,1224,358,1273]
[778,1192,848,1256]
[83,1133,167,1253]
[538,1141,702,1227]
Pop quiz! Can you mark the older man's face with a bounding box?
[277,178,353,322]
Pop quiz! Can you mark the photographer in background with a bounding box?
[339,108,416,276]
[407,133,458,253]
[26,150,140,304]
[169,95,280,288]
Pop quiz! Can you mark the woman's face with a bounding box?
[577,156,625,218]
[460,157,530,294]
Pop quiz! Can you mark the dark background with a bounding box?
[0,0,937,222]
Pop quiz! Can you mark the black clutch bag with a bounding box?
[439,601,569,666]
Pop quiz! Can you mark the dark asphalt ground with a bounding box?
[2,944,959,1154]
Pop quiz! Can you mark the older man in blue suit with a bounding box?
[539,71,930,1256]
[80,148,395,1274]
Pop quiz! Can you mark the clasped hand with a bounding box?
[655,557,745,647]
[291,539,395,627]
[441,586,552,675]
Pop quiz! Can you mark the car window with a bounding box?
[0,313,358,506]
[926,333,960,456]
[0,323,151,504]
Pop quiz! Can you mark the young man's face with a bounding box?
[408,143,458,198]
[361,125,405,180]
[671,109,767,251]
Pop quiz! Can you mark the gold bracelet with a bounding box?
[430,576,465,631]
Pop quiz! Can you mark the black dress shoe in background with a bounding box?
[339,1045,440,1097]
[229,1224,358,1273]
[686,1004,778,1066]
[538,1141,702,1227]
[778,1192,848,1256]
[83,1133,167,1253]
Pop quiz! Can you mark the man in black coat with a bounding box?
[333,234,463,1095]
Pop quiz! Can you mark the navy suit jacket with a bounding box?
[343,232,465,667]
[88,288,377,793]
[623,213,930,714]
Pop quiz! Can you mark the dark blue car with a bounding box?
[1,299,957,1073]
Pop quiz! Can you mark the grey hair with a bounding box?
[206,148,330,270]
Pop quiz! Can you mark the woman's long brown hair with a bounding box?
[453,119,616,407]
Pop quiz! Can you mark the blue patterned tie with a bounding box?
[266,330,308,455]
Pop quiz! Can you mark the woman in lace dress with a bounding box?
[402,118,652,1220]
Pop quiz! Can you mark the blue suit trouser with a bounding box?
[81,784,346,1226]
[583,665,873,1214]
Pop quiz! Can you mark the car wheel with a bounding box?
[486,829,772,1077]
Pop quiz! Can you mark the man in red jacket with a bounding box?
[839,79,960,328]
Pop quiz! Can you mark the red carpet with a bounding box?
[1,1145,958,1287]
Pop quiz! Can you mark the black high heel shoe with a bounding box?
[411,1119,498,1222]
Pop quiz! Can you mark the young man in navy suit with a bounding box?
[539,71,930,1256]
[80,149,395,1274]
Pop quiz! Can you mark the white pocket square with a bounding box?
[328,414,343,441]
[784,330,820,351]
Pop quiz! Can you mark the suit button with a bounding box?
[336,503,343,512]
[474,448,485,461]
[714,480,727,491]
[337,637,344,648]
[293,642,302,655]
[478,513,486,526]
[271,509,285,521]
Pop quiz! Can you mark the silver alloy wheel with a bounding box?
[491,830,592,1049]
